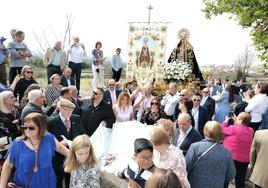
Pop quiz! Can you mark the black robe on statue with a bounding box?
[167,39,203,81]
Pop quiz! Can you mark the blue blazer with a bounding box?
[103,89,122,106]
[173,128,202,155]
[196,106,209,138]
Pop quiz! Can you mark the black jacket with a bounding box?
[81,99,115,136]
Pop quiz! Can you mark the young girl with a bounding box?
[64,134,100,188]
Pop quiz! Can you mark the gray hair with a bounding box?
[28,90,44,103]
[178,113,191,122]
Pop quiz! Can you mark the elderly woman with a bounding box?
[14,65,37,103]
[113,91,134,122]
[156,118,175,143]
[0,91,21,140]
[0,113,69,188]
[221,112,254,188]
[245,82,268,131]
[185,121,236,188]
[45,74,62,107]
[151,127,190,188]
[141,97,167,125]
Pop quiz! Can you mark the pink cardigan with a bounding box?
[221,122,254,162]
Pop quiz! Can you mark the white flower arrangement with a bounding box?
[163,61,192,82]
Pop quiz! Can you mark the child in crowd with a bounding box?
[64,134,100,188]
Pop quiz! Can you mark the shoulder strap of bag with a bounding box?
[191,142,217,170]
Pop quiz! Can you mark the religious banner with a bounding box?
[126,22,168,89]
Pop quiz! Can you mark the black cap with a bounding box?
[134,138,153,154]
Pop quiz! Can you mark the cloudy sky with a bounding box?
[1,0,255,65]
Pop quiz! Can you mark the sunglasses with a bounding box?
[151,102,158,105]
[26,71,33,74]
[193,99,201,102]
[21,126,35,131]
[202,91,209,93]
[179,94,185,97]
[93,91,101,95]
[109,84,115,86]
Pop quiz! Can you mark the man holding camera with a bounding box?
[67,36,86,94]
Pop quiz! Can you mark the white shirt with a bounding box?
[200,96,208,106]
[191,107,199,130]
[161,92,180,116]
[245,94,268,122]
[177,127,192,147]
[111,54,123,71]
[68,45,86,63]
[137,95,153,121]
[110,90,117,107]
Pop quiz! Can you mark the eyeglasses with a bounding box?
[179,94,185,97]
[151,102,158,105]
[109,84,115,86]
[26,71,33,74]
[21,126,36,131]
[138,156,154,161]
[202,91,209,93]
[193,99,201,102]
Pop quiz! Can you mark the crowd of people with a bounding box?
[0,29,268,188]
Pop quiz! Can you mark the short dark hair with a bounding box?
[96,87,104,94]
[95,41,102,48]
[15,30,24,36]
[192,92,202,98]
[61,87,71,96]
[116,48,121,51]
[134,138,153,154]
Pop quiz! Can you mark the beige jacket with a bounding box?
[250,130,268,187]
[43,48,67,71]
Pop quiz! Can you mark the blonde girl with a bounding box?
[64,134,100,188]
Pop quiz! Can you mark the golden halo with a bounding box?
[177,28,190,40]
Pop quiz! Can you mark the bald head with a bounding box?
[108,79,116,91]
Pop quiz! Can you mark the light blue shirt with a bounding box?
[51,50,61,66]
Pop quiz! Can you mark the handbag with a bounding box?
[189,142,217,173]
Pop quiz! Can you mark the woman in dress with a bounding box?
[45,74,62,107]
[0,113,69,188]
[185,121,236,188]
[14,65,37,103]
[151,127,190,188]
[214,84,230,123]
[140,97,167,125]
[113,92,134,122]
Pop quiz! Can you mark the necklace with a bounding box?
[28,138,39,172]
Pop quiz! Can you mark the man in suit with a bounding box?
[103,79,121,107]
[173,113,202,155]
[47,98,84,188]
[200,87,215,120]
[250,130,268,188]
[191,92,209,138]
[60,67,75,87]
[81,87,115,136]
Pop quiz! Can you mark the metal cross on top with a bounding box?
[147,5,153,24]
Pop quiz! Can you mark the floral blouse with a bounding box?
[153,144,190,188]
[70,164,100,188]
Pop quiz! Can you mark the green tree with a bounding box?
[202,0,268,61]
